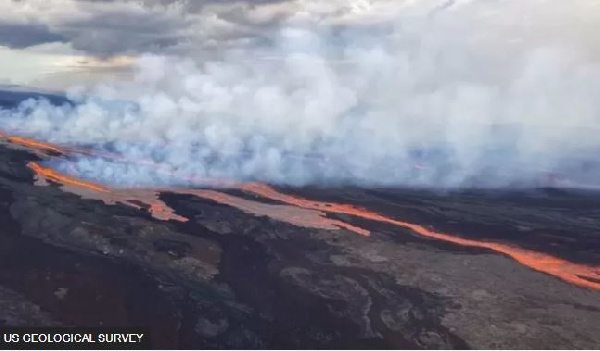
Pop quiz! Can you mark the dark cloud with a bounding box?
[1,0,395,58]
[0,23,66,49]
[59,10,186,56]
[0,0,294,56]
[78,0,291,14]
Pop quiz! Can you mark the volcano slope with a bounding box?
[0,139,599,349]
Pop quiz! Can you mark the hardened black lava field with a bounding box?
[0,129,599,348]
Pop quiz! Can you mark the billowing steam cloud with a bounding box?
[2,1,600,188]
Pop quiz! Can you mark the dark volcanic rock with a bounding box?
[0,142,599,349]
[0,286,61,327]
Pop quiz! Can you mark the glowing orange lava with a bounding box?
[28,162,109,193]
[239,183,600,290]
[8,136,67,155]
[26,157,368,233]
[170,188,370,236]
[14,135,600,290]
[129,191,189,223]
[28,162,188,222]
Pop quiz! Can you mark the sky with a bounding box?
[1,0,600,91]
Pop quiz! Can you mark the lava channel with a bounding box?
[238,183,600,290]
[27,161,188,222]
[14,135,600,290]
[6,136,67,155]
[168,188,370,236]
[27,161,367,234]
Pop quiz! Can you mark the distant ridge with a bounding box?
[0,85,69,109]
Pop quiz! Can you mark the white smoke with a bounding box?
[2,1,600,188]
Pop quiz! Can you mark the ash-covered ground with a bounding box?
[0,138,599,349]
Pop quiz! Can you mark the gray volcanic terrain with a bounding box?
[0,130,599,349]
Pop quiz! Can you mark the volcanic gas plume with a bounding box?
[6,134,599,291]
[2,1,600,188]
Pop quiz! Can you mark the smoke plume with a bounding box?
[2,1,600,188]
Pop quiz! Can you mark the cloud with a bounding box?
[2,1,600,188]
[1,0,600,188]
[0,23,65,48]
[0,0,301,57]
[60,9,185,56]
[0,0,459,57]
[0,0,189,55]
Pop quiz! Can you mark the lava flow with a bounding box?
[27,160,367,234]
[10,134,600,290]
[238,183,600,290]
[169,188,370,236]
[7,136,67,155]
[27,161,188,222]
[28,162,109,193]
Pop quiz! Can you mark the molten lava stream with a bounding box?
[169,188,370,236]
[13,135,600,289]
[239,183,600,290]
[27,162,188,223]
[26,161,366,234]
[28,162,109,193]
[6,136,67,155]
[2,134,107,159]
